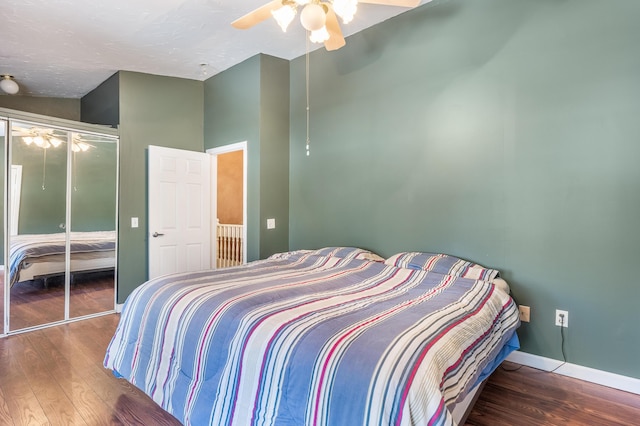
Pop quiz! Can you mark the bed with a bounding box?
[9,230,116,287]
[104,247,520,426]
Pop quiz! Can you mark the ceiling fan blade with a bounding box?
[324,7,346,51]
[231,0,284,30]
[358,0,421,7]
[11,127,31,136]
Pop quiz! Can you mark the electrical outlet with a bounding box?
[555,309,568,327]
[518,305,530,322]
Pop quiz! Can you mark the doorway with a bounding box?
[207,142,247,268]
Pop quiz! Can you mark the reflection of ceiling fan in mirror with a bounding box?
[232,0,421,51]
[12,125,100,152]
[12,126,67,149]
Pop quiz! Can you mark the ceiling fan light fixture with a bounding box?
[272,5,297,32]
[332,0,358,24]
[49,137,64,148]
[300,3,327,31]
[309,26,330,43]
[234,0,419,52]
[33,136,45,147]
[0,75,19,95]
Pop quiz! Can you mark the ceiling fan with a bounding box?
[232,0,421,51]
[12,125,108,152]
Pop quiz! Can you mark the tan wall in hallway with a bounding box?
[217,150,243,224]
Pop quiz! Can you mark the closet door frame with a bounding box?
[1,108,119,335]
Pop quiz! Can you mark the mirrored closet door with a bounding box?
[9,121,68,330]
[3,112,118,334]
[68,131,118,319]
[0,119,5,331]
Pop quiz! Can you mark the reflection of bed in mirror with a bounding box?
[9,230,116,287]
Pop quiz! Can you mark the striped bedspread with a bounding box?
[104,250,520,426]
[9,230,116,286]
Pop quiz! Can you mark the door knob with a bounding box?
[152,232,165,237]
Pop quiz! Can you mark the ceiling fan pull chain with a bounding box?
[306,33,311,157]
[42,148,47,190]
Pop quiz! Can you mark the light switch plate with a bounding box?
[131,217,139,228]
[267,218,276,229]
[518,305,530,322]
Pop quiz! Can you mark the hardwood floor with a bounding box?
[0,314,181,425]
[6,272,114,331]
[465,362,640,426]
[0,314,639,425]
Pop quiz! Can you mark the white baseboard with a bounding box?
[507,351,640,395]
[115,303,124,313]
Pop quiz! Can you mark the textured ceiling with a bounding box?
[0,0,430,99]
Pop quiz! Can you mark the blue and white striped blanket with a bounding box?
[104,250,519,426]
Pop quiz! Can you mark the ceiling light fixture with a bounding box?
[0,75,19,95]
[300,3,327,31]
[272,4,297,31]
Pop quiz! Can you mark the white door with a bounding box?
[148,145,211,279]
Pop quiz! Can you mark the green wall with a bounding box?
[0,96,80,121]
[116,72,204,303]
[204,54,290,261]
[259,56,290,259]
[289,0,640,378]
[81,73,119,126]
